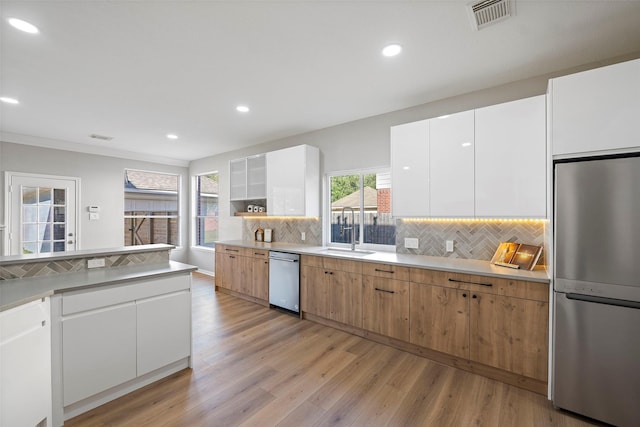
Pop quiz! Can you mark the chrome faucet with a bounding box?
[340,206,356,251]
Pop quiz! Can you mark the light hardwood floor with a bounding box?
[66,273,600,427]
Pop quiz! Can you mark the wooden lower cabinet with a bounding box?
[329,269,362,328]
[362,276,410,342]
[301,263,362,328]
[301,265,330,318]
[250,256,269,301]
[409,282,470,359]
[470,292,549,381]
[215,246,269,303]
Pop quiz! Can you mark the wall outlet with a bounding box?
[446,240,454,252]
[301,231,306,241]
[87,258,106,268]
[404,237,419,249]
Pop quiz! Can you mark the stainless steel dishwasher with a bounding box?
[269,251,300,313]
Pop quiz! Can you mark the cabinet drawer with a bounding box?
[362,262,409,281]
[217,244,244,255]
[63,274,191,315]
[410,268,548,302]
[322,257,362,274]
[249,249,269,259]
[301,255,324,268]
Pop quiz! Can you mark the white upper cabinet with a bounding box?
[266,145,320,216]
[550,58,640,156]
[246,155,267,199]
[475,95,546,218]
[229,154,266,201]
[229,158,247,201]
[390,119,430,217]
[429,110,475,217]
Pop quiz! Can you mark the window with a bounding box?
[194,173,219,248]
[327,169,396,249]
[124,170,179,246]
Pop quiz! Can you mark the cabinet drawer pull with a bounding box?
[229,255,236,259]
[254,252,265,256]
[225,248,239,252]
[472,294,478,299]
[462,293,467,298]
[374,268,394,274]
[375,287,395,294]
[448,278,493,287]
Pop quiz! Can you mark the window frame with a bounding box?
[324,167,396,252]
[123,168,181,248]
[192,171,219,251]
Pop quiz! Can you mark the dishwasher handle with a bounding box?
[270,257,299,263]
[567,293,640,310]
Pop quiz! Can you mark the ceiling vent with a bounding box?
[89,133,114,141]
[467,0,515,30]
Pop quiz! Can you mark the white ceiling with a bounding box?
[1,1,640,165]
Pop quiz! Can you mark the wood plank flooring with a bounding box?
[66,273,600,427]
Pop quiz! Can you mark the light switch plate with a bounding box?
[446,240,454,252]
[404,237,419,249]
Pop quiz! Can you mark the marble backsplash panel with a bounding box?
[396,219,547,264]
[243,218,322,246]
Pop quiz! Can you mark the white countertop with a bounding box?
[0,261,197,312]
[217,240,550,283]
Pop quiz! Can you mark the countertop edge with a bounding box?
[0,261,197,312]
[216,240,550,283]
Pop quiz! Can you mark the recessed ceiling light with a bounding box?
[8,18,39,34]
[461,142,472,148]
[236,105,250,113]
[166,134,179,140]
[382,44,402,57]
[0,96,19,104]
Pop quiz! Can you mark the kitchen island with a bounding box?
[0,244,196,427]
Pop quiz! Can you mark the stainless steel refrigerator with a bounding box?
[553,155,640,427]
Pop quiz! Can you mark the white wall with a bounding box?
[0,142,189,262]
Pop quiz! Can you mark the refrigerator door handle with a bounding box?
[566,293,640,310]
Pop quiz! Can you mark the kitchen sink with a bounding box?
[321,248,375,257]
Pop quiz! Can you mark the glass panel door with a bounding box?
[22,186,68,254]
[7,173,78,256]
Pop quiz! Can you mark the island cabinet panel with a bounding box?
[301,255,363,328]
[409,282,470,359]
[63,302,137,406]
[362,276,410,342]
[469,292,549,382]
[137,290,191,376]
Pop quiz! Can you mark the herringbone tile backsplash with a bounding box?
[243,217,546,264]
[0,250,170,280]
[244,218,322,245]
[396,219,547,264]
